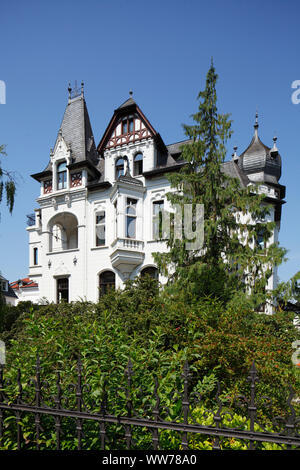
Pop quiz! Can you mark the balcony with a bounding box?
[110,238,145,278]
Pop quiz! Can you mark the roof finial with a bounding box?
[129,89,133,97]
[254,109,259,137]
[81,81,84,97]
[68,82,72,101]
[232,145,238,161]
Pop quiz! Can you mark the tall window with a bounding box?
[122,117,134,134]
[133,153,143,176]
[57,278,69,303]
[99,271,115,297]
[57,161,67,190]
[122,119,128,134]
[33,247,38,266]
[115,158,125,179]
[126,198,137,239]
[153,200,164,240]
[256,228,267,251]
[96,211,106,246]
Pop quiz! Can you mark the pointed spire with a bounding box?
[254,111,259,138]
[68,83,72,101]
[270,135,279,158]
[232,145,238,161]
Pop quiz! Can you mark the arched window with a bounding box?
[126,198,137,239]
[99,271,115,297]
[57,161,67,190]
[133,153,143,176]
[115,158,125,179]
[33,247,38,266]
[141,266,158,280]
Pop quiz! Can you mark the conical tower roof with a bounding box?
[238,113,281,183]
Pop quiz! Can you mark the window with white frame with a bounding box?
[126,198,137,239]
[115,158,125,179]
[57,161,67,190]
[133,152,143,176]
[152,200,164,240]
[95,210,106,246]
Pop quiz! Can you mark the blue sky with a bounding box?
[0,0,299,283]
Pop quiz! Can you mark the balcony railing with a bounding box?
[111,238,144,251]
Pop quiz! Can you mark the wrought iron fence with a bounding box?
[0,357,299,451]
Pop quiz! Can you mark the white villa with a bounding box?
[23,84,285,306]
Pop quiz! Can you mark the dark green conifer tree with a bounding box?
[154,61,286,308]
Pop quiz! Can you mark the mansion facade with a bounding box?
[24,85,285,305]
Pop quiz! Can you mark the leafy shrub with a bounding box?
[0,277,299,449]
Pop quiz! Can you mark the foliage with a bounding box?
[0,275,299,449]
[0,301,38,342]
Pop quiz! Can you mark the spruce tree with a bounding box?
[154,61,286,308]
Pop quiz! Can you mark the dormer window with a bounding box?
[121,117,134,134]
[129,118,134,132]
[57,161,67,190]
[115,158,125,179]
[122,120,127,134]
[133,153,143,176]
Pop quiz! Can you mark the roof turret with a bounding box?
[238,113,282,184]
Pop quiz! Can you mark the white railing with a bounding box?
[111,238,144,251]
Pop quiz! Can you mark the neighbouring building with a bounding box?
[0,274,18,306]
[25,84,285,308]
[10,278,39,305]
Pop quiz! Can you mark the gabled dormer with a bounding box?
[31,83,101,194]
[97,93,169,180]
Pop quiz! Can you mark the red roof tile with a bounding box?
[10,277,38,289]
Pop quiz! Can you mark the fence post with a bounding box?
[247,361,259,450]
[181,361,190,450]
